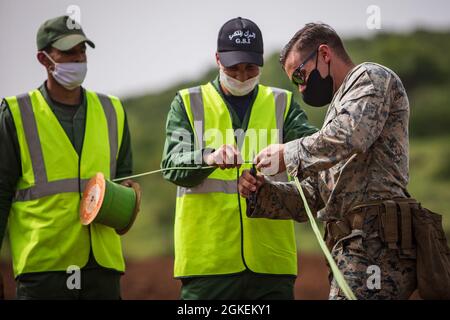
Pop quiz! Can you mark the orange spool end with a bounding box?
[80,172,106,225]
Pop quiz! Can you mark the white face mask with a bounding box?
[43,51,87,90]
[219,68,260,96]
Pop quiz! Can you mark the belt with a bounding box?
[325,197,418,255]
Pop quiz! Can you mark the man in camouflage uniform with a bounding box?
[238,23,417,299]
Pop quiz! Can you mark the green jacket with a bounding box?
[0,83,133,253]
[161,77,318,186]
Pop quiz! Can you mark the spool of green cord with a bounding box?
[80,172,141,235]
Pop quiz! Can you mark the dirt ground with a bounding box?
[1,253,420,299]
[1,253,330,299]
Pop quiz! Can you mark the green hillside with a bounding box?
[120,29,450,257]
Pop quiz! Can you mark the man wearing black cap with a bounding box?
[0,16,136,299]
[161,17,317,299]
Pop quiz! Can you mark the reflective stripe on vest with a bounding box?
[12,93,119,201]
[185,86,288,151]
[6,89,125,277]
[177,178,236,197]
[174,83,297,277]
[180,84,289,196]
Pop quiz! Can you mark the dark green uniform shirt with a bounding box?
[0,83,133,254]
[161,77,318,186]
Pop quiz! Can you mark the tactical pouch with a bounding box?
[412,205,450,299]
[325,198,450,299]
[379,199,416,257]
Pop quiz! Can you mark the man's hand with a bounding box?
[238,170,265,198]
[120,179,142,213]
[255,144,286,176]
[204,144,243,170]
[120,179,138,188]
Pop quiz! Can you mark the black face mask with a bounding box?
[302,54,334,107]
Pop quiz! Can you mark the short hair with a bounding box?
[279,23,351,67]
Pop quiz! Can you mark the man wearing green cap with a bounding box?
[0,15,135,299]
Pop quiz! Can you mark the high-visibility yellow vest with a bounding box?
[5,89,126,277]
[174,83,297,277]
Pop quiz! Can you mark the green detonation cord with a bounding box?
[293,176,357,300]
[113,162,256,182]
[112,165,356,300]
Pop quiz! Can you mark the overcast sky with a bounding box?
[1,0,449,98]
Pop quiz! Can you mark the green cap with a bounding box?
[36,15,95,51]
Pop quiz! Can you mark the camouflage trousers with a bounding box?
[328,211,417,300]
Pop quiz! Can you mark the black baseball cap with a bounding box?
[217,17,264,67]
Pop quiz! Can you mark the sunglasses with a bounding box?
[291,48,318,86]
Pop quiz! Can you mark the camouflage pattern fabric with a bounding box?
[284,62,411,222]
[247,62,417,299]
[329,210,416,300]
